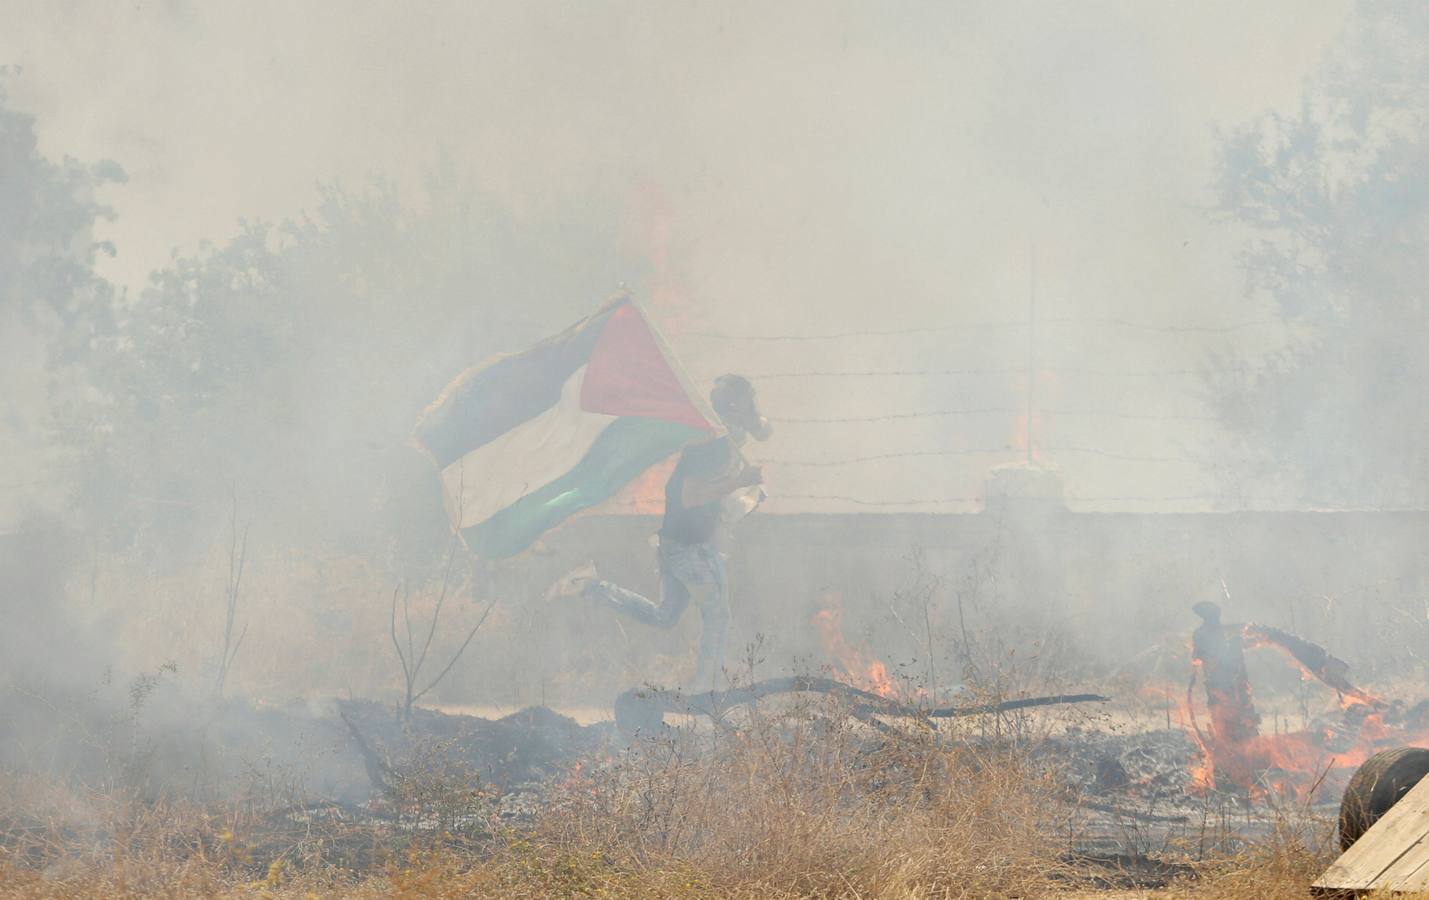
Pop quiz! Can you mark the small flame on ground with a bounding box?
[810,598,898,699]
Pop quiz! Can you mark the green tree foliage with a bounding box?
[0,76,124,344]
[1210,1,1429,506]
[0,76,124,498]
[66,169,638,563]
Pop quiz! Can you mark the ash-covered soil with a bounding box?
[1039,724,1344,858]
[206,694,1344,866]
[200,696,619,807]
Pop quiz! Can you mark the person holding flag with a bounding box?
[548,372,771,691]
[408,292,770,689]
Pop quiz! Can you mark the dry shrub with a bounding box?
[0,773,1346,899]
[0,779,226,898]
[0,692,1085,898]
[1157,802,1335,900]
[1160,838,1328,899]
[529,693,1077,897]
[3,688,1355,898]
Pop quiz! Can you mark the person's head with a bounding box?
[1192,600,1222,624]
[710,374,772,444]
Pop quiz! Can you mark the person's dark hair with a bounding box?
[1192,600,1222,623]
[710,373,771,441]
[710,374,754,414]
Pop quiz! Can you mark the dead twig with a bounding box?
[214,488,249,700]
[388,461,496,721]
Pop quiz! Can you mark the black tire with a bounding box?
[1339,746,1429,851]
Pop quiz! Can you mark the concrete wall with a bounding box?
[515,498,1429,699]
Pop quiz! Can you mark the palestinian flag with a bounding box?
[412,295,718,558]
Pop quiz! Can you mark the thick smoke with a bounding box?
[9,0,1428,783]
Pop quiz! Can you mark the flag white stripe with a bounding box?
[439,366,614,529]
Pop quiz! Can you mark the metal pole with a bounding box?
[1026,242,1036,465]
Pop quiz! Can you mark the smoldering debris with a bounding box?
[612,676,1107,735]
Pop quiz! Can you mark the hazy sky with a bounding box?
[1,0,1354,511]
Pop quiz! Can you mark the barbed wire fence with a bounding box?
[1,308,1298,519]
[681,307,1295,512]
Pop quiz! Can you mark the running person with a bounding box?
[548,374,771,690]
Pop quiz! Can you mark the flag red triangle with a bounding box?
[580,303,715,432]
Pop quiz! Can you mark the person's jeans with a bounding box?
[583,540,730,690]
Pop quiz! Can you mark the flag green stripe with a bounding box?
[462,416,702,558]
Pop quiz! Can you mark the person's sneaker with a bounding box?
[545,561,598,601]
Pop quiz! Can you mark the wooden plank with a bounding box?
[1364,829,1429,894]
[1315,775,1429,892]
[1379,845,1429,894]
[1316,815,1429,892]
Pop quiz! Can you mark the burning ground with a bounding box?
[0,595,1410,898]
[0,487,1412,897]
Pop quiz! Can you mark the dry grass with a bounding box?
[0,817,1340,899]
[1135,808,1328,900]
[535,695,1079,897]
[0,689,1351,899]
[0,667,1356,900]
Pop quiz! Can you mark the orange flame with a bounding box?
[810,597,898,699]
[1172,644,1428,801]
[623,457,676,515]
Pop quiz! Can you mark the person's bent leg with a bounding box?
[584,567,690,629]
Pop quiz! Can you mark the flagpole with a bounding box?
[1026,243,1036,466]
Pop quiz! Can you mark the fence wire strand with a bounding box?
[685,315,1299,342]
[778,407,1216,424]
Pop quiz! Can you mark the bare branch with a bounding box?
[413,536,459,680]
[411,594,497,706]
[393,459,486,719]
[401,583,414,675]
[215,490,250,699]
[226,622,248,670]
[389,585,411,696]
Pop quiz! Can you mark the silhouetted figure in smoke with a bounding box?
[1191,600,1261,747]
[1188,601,1385,792]
[548,374,771,690]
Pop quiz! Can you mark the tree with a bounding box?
[0,75,123,339]
[1208,1,1429,507]
[0,74,125,514]
[64,166,640,566]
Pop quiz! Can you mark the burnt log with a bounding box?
[613,677,1108,735]
[1243,623,1377,705]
